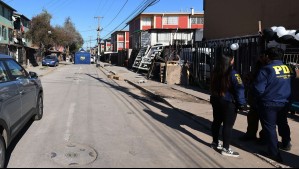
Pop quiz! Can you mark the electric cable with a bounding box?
[102,0,159,39]
[103,0,129,29]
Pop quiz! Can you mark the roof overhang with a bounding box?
[0,1,16,12]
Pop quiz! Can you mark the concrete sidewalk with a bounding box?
[99,62,299,168]
[25,61,70,77]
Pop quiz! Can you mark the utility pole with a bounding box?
[94,16,103,60]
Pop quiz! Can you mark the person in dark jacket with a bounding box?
[210,51,247,158]
[253,47,293,162]
[240,60,266,143]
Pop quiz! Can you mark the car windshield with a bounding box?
[45,56,57,60]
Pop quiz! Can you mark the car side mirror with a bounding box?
[29,72,39,79]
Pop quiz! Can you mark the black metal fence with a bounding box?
[283,48,299,101]
[189,35,264,88]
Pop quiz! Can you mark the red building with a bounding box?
[128,10,204,49]
[111,31,130,52]
[100,39,112,53]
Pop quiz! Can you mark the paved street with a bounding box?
[100,63,299,168]
[6,64,272,168]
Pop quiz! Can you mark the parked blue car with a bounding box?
[42,55,59,67]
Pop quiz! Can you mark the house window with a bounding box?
[3,8,12,20]
[118,34,124,41]
[22,19,29,28]
[142,17,152,26]
[2,26,7,40]
[163,16,178,25]
[118,42,124,49]
[191,17,204,24]
[8,28,13,42]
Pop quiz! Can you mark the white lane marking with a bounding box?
[64,103,76,142]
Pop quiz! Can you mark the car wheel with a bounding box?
[34,95,43,121]
[0,136,5,168]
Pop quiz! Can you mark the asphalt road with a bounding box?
[6,64,272,168]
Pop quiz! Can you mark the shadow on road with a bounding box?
[87,73,299,168]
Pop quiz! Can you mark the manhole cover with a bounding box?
[51,143,97,167]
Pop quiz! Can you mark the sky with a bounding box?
[4,0,203,49]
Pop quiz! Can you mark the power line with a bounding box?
[5,0,14,3]
[102,0,160,39]
[102,0,150,38]
[103,0,129,29]
[79,28,111,33]
[49,0,73,14]
[97,0,109,16]
[102,0,117,18]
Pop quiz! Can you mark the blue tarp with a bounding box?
[74,51,91,64]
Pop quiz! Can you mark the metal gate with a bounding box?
[192,35,264,88]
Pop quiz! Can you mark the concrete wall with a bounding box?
[204,0,299,40]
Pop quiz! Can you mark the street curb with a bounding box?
[39,67,59,77]
[98,64,287,168]
[98,64,117,76]
[28,64,64,78]
[125,79,171,106]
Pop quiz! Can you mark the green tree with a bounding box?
[26,10,54,51]
[26,11,84,56]
[61,17,84,54]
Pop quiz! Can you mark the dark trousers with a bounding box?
[246,107,265,139]
[211,97,237,149]
[259,104,291,156]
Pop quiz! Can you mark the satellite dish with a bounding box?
[12,16,16,21]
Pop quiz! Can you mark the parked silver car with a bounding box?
[0,54,43,167]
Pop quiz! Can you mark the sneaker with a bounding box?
[221,148,240,158]
[211,142,223,150]
[279,142,292,151]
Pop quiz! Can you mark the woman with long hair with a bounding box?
[210,51,246,157]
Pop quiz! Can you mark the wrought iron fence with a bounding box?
[191,35,264,88]
[283,48,299,67]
